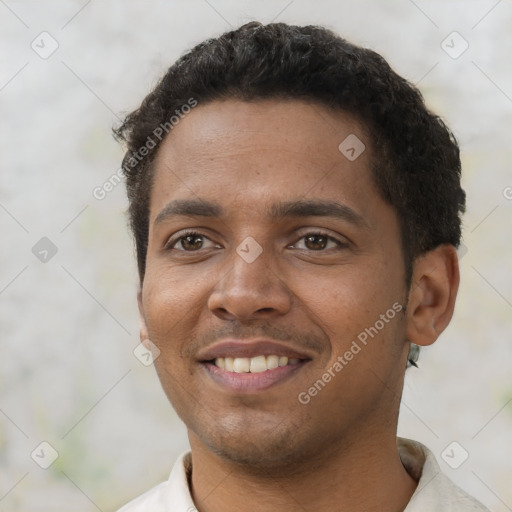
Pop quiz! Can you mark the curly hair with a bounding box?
[113,21,465,286]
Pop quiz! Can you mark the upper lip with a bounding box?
[197,339,314,361]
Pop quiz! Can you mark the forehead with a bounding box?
[150,99,380,221]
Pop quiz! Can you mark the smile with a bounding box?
[202,357,310,393]
[213,355,300,373]
[197,339,314,392]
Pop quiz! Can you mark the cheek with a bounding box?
[142,264,210,351]
[294,261,397,319]
[291,262,405,360]
[296,270,405,411]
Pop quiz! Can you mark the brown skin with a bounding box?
[137,99,460,512]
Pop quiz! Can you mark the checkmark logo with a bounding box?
[441,31,469,59]
[441,441,469,469]
[338,134,366,161]
[31,31,59,59]
[31,441,59,469]
[133,340,161,366]
[236,237,263,263]
[32,237,58,263]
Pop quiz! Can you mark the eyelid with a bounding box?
[164,228,350,252]
[164,229,218,250]
[291,229,350,248]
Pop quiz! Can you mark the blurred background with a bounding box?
[1,0,511,510]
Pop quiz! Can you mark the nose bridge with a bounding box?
[208,235,291,318]
[229,235,279,292]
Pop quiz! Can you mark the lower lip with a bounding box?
[202,361,308,392]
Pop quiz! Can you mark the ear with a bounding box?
[406,244,460,346]
[137,287,150,342]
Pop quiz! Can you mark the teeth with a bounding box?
[213,355,301,373]
[233,357,250,373]
[249,355,267,373]
[267,355,279,369]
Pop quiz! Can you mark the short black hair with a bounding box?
[114,21,465,285]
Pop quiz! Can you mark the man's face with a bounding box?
[140,99,410,468]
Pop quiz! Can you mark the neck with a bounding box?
[188,426,417,512]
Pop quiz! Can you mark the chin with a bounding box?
[211,439,304,472]
[190,413,323,473]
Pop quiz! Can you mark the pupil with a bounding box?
[183,235,203,250]
[305,235,327,250]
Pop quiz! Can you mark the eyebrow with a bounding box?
[154,198,369,228]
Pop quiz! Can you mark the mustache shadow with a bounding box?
[181,321,326,359]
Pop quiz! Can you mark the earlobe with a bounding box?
[137,288,150,342]
[405,244,460,347]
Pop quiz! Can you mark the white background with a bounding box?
[1,0,511,510]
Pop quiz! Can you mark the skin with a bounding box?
[137,99,460,512]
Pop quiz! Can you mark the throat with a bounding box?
[187,434,418,512]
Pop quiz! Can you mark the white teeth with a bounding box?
[213,355,301,372]
[266,355,279,370]
[249,355,267,373]
[233,357,250,373]
[225,357,234,372]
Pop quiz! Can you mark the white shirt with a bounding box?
[117,437,489,511]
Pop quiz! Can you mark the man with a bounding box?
[114,21,489,512]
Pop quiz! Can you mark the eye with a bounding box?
[291,232,346,251]
[165,231,219,251]
[165,230,346,252]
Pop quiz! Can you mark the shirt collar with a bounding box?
[164,438,487,511]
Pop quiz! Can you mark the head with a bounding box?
[114,22,464,470]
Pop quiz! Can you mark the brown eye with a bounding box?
[292,232,343,251]
[304,234,329,250]
[166,231,218,251]
[180,234,204,251]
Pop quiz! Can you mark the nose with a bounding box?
[207,245,292,322]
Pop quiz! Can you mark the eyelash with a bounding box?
[165,229,347,252]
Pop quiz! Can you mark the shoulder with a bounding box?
[414,469,491,511]
[115,451,194,512]
[399,438,490,512]
[116,481,170,512]
[442,482,492,511]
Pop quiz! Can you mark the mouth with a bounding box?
[197,340,314,393]
[211,354,301,372]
